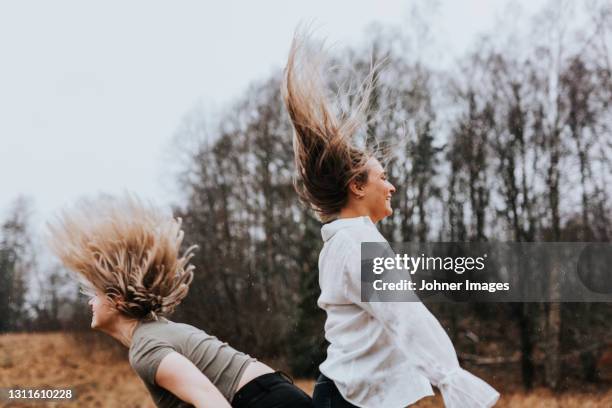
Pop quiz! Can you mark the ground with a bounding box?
[1,332,612,407]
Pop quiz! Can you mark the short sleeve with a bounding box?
[130,336,176,386]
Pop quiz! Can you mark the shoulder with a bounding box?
[131,319,169,345]
[129,320,213,361]
[129,320,181,384]
[319,231,362,288]
[327,229,360,251]
[328,221,383,247]
[324,226,383,263]
[133,318,200,341]
[129,345,176,387]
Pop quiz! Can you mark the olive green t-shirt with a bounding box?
[128,318,255,408]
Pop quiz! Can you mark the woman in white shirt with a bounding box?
[281,33,500,408]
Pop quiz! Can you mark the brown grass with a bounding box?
[1,332,612,407]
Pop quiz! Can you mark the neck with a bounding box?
[102,318,140,348]
[339,204,376,222]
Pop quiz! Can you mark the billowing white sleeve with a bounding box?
[343,243,500,408]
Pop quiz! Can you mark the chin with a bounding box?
[385,205,393,217]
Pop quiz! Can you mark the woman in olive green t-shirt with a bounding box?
[48,194,313,408]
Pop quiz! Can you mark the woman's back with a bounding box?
[129,318,255,408]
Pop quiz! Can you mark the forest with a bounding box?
[2,1,612,394]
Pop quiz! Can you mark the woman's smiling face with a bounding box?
[360,157,396,223]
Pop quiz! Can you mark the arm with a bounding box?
[155,351,232,408]
[344,243,500,408]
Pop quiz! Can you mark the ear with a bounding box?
[348,178,366,199]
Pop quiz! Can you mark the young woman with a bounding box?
[47,195,313,408]
[282,33,500,408]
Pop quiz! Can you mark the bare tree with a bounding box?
[0,196,34,332]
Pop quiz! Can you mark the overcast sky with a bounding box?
[0,0,550,232]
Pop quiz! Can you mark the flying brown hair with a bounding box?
[281,31,378,222]
[47,194,196,321]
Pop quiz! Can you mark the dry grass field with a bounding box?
[1,332,612,407]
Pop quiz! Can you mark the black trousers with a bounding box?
[312,374,359,408]
[232,372,313,408]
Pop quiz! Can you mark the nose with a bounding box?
[388,182,396,194]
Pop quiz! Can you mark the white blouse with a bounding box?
[318,216,499,408]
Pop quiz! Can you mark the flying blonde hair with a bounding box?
[47,194,196,321]
[281,30,378,222]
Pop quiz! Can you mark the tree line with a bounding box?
[2,1,611,390]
